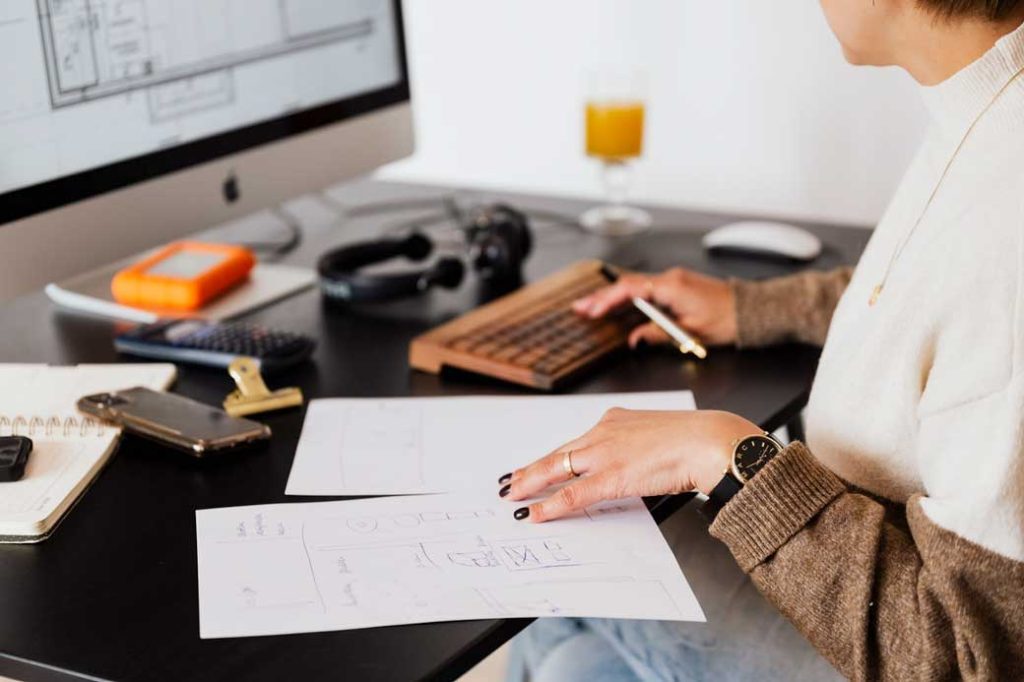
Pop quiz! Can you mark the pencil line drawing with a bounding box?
[301,522,328,613]
[318,508,494,538]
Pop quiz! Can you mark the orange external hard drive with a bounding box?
[111,241,255,311]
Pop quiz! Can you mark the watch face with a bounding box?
[733,435,780,482]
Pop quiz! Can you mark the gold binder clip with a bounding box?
[223,357,304,418]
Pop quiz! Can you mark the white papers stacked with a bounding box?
[197,390,706,638]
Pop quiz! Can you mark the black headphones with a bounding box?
[318,204,533,304]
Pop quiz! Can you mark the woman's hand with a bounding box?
[499,409,762,522]
[573,267,738,348]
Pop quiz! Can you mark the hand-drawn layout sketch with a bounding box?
[286,391,697,496]
[196,493,705,638]
[37,0,381,118]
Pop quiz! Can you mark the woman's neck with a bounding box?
[900,13,1024,85]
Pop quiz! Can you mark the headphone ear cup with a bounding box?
[472,233,506,280]
[492,204,533,261]
[513,213,533,261]
[476,225,531,283]
[469,205,533,284]
[401,232,433,261]
[423,257,465,290]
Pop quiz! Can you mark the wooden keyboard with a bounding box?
[409,260,641,389]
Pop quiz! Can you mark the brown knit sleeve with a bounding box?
[731,267,854,348]
[709,443,1024,680]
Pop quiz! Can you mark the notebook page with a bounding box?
[0,364,177,539]
[0,439,109,517]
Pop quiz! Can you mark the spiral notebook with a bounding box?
[0,364,177,543]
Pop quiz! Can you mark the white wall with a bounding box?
[379,0,930,227]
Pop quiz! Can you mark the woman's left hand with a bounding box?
[500,409,763,522]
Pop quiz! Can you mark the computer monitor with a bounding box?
[0,0,413,300]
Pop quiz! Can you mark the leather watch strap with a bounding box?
[700,472,743,522]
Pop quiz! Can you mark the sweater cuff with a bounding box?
[709,442,846,572]
[731,277,796,348]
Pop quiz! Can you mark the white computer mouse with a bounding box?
[702,221,822,262]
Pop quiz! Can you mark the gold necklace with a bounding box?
[869,64,1024,307]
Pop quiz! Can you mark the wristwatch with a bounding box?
[700,431,785,521]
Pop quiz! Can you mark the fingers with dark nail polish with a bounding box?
[513,507,530,521]
[499,484,511,498]
[498,473,512,485]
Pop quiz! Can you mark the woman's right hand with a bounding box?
[573,267,739,348]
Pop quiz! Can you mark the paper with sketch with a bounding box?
[196,492,705,638]
[286,391,697,496]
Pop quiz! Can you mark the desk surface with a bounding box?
[0,180,869,682]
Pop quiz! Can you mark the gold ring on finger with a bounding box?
[563,450,579,480]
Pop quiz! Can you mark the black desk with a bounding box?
[0,180,869,682]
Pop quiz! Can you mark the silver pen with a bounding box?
[599,264,708,359]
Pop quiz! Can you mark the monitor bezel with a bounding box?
[0,0,410,227]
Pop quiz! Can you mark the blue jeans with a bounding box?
[506,503,841,682]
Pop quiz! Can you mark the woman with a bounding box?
[505,1,1024,679]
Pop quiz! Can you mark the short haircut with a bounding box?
[920,0,1024,20]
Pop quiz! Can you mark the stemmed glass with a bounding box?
[579,70,652,237]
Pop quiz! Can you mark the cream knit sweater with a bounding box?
[805,21,1024,561]
[705,21,1024,679]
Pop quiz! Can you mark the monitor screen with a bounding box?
[0,0,408,225]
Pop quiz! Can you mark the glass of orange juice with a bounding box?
[580,70,652,236]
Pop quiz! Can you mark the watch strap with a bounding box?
[700,472,743,522]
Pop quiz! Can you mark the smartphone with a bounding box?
[78,387,271,457]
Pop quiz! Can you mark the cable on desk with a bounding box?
[228,205,304,258]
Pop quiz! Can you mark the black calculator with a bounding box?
[115,320,316,371]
